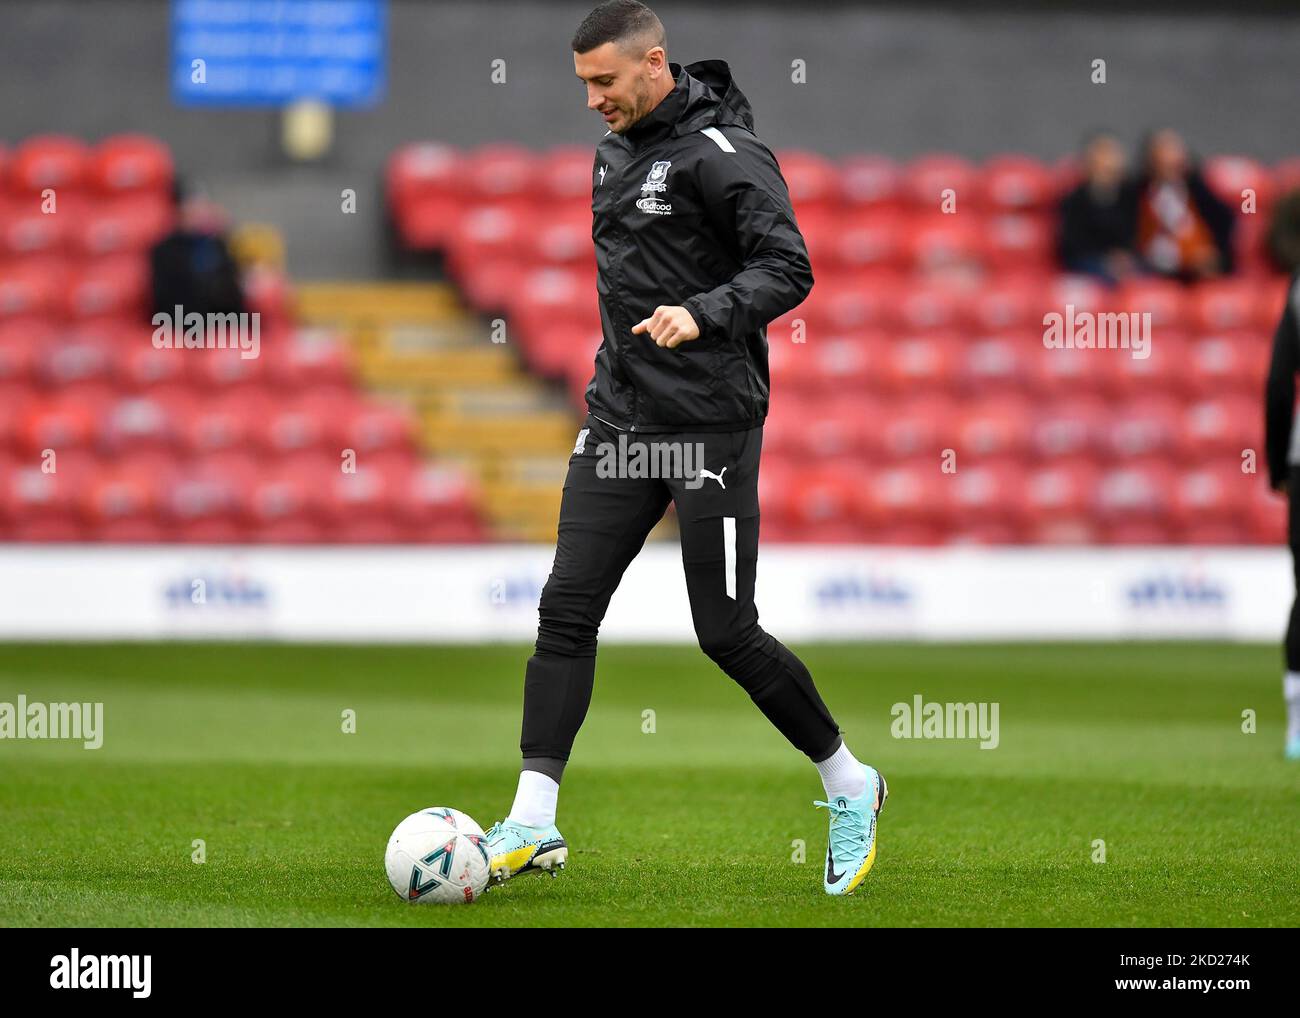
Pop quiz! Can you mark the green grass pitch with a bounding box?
[1,640,1296,927]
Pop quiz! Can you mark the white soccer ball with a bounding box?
[384,807,490,904]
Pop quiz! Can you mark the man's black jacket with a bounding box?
[585,59,814,433]
[1265,273,1300,489]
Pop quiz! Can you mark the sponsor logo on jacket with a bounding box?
[636,196,672,215]
[637,160,673,214]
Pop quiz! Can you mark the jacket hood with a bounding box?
[675,59,756,136]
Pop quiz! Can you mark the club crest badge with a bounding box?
[641,160,671,194]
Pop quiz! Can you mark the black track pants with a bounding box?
[520,413,842,768]
[1287,467,1300,671]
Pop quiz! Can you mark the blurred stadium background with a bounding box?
[1,0,1299,639]
[5,0,1300,932]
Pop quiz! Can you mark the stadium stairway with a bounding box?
[294,280,585,541]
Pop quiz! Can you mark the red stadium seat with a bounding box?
[387,142,461,208]
[0,196,76,257]
[1203,155,1271,213]
[72,194,172,257]
[529,209,595,266]
[966,276,1045,332]
[788,466,864,541]
[947,460,1026,528]
[64,256,148,321]
[450,201,531,263]
[979,155,1054,211]
[1185,334,1268,399]
[1114,278,1190,332]
[956,397,1033,459]
[1029,396,1106,461]
[458,255,528,314]
[790,334,877,393]
[1190,278,1259,333]
[904,212,984,273]
[463,144,538,206]
[17,397,99,455]
[1024,458,1101,523]
[98,394,178,456]
[112,334,187,391]
[88,135,174,196]
[538,145,598,206]
[1169,462,1250,530]
[1095,461,1176,522]
[878,394,957,461]
[512,265,596,324]
[1183,396,1259,456]
[179,394,261,456]
[1104,397,1187,461]
[961,334,1030,393]
[0,321,54,388]
[339,400,417,457]
[897,281,966,332]
[800,395,878,461]
[0,256,67,321]
[1025,340,1106,398]
[802,270,904,333]
[982,212,1053,271]
[240,265,289,324]
[395,462,481,525]
[881,333,959,393]
[854,462,950,530]
[1098,329,1188,399]
[838,155,903,211]
[79,461,163,540]
[778,150,843,216]
[905,154,978,209]
[9,135,90,193]
[830,210,907,272]
[396,194,463,251]
[266,330,354,393]
[158,466,246,543]
[1044,273,1106,314]
[2,461,83,540]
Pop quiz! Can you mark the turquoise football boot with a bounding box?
[482,818,568,885]
[814,765,888,896]
[1286,735,1300,760]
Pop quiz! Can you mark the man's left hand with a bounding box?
[632,305,700,348]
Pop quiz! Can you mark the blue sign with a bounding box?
[172,0,386,108]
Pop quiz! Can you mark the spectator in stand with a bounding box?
[149,179,246,320]
[1130,128,1235,280]
[1057,131,1137,285]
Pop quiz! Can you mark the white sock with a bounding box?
[815,742,868,801]
[1285,672,1300,743]
[507,769,559,828]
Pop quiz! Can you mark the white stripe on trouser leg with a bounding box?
[723,516,737,600]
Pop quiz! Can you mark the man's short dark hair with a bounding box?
[571,0,665,57]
